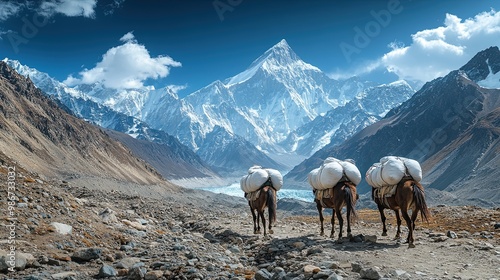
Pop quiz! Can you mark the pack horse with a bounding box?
[366,156,431,248]
[309,158,361,240]
[241,166,283,236]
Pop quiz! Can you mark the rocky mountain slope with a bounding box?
[0,61,172,187]
[105,129,218,180]
[285,47,500,207]
[3,59,221,181]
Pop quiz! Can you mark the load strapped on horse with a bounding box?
[240,166,283,236]
[365,156,431,248]
[308,157,360,239]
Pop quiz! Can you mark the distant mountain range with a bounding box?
[0,61,171,187]
[4,39,415,176]
[3,59,220,180]
[286,46,500,207]
[2,40,499,207]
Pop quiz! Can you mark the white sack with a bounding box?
[308,168,320,190]
[323,157,337,164]
[365,164,378,188]
[248,165,262,173]
[309,158,362,190]
[318,161,344,190]
[240,168,269,193]
[381,157,406,185]
[366,156,422,188]
[240,166,283,193]
[402,158,422,182]
[338,160,362,185]
[266,168,283,191]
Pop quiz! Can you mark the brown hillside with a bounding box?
[0,61,174,188]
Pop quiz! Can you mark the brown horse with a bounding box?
[372,179,431,248]
[315,180,358,239]
[247,179,277,236]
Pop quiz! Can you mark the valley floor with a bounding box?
[1,167,499,279]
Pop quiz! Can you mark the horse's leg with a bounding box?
[330,209,336,238]
[410,208,419,244]
[401,209,415,248]
[394,210,402,240]
[259,210,266,236]
[316,201,325,236]
[377,204,388,236]
[250,204,259,234]
[346,205,352,239]
[335,208,343,239]
[268,206,274,235]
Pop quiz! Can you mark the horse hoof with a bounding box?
[408,243,416,248]
[382,232,388,236]
[269,229,274,234]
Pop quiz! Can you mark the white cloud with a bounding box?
[166,84,188,94]
[0,1,24,21]
[329,60,383,80]
[120,31,136,43]
[379,9,500,83]
[64,32,182,89]
[104,0,126,15]
[39,0,97,18]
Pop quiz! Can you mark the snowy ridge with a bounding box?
[3,39,417,172]
[478,59,500,89]
[226,39,319,86]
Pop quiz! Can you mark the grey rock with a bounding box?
[360,267,382,279]
[71,248,102,262]
[351,262,363,273]
[98,264,117,278]
[115,257,142,269]
[255,268,273,280]
[326,273,344,280]
[447,230,458,239]
[128,266,147,280]
[0,250,35,272]
[51,271,78,279]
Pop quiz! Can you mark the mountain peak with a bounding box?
[272,39,291,50]
[460,46,500,82]
[226,39,318,86]
[259,39,298,64]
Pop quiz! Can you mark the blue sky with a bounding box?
[1,0,499,97]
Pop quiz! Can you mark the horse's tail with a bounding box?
[266,187,277,225]
[412,182,430,223]
[343,183,358,222]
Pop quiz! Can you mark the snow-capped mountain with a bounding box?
[3,39,416,176]
[3,58,220,180]
[281,80,415,156]
[144,39,412,158]
[285,46,500,207]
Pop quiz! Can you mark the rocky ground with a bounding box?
[1,164,499,280]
